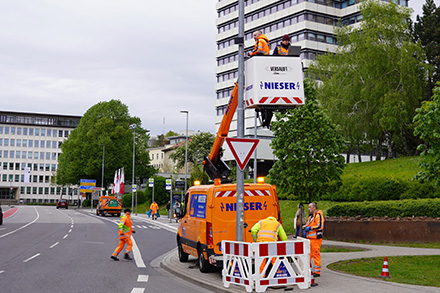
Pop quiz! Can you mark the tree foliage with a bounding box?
[413,83,440,186]
[56,100,154,188]
[170,131,215,170]
[269,80,345,203]
[309,0,429,158]
[414,0,440,99]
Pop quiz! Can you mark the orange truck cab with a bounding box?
[96,196,122,217]
[176,182,281,272]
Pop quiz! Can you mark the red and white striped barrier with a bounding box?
[245,96,304,108]
[222,241,253,292]
[253,239,311,292]
[222,238,311,292]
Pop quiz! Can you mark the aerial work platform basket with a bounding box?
[244,55,305,110]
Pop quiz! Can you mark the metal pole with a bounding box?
[131,125,136,213]
[101,144,105,190]
[236,0,245,242]
[180,111,189,193]
[254,113,257,183]
[169,181,172,223]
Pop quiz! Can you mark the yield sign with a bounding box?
[225,138,259,170]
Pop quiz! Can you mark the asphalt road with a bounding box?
[0,206,208,293]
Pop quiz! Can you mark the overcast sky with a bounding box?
[0,0,436,137]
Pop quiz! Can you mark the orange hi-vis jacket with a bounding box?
[251,216,287,242]
[118,214,132,238]
[275,44,289,55]
[150,202,159,213]
[250,34,270,56]
[305,210,324,239]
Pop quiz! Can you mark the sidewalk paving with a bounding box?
[132,212,440,292]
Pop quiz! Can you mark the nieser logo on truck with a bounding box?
[220,201,267,212]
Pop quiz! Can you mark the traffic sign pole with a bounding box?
[166,179,172,223]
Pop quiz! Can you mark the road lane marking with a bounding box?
[131,236,146,268]
[50,242,59,249]
[63,234,68,239]
[0,228,6,231]
[0,207,40,239]
[141,225,148,229]
[68,229,72,233]
[130,288,145,293]
[23,253,41,263]
[71,225,74,228]
[148,226,161,230]
[0,270,4,274]
[137,275,149,282]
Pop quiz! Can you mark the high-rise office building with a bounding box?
[215,0,408,175]
[0,111,81,203]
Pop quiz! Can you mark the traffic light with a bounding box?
[10,187,13,198]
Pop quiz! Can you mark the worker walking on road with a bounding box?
[251,216,287,274]
[150,201,159,220]
[248,30,270,56]
[111,208,135,261]
[303,203,324,277]
[273,34,291,56]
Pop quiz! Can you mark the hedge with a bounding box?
[322,177,440,202]
[327,198,440,218]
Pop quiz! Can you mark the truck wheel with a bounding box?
[198,247,212,273]
[177,239,189,262]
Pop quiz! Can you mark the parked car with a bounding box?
[57,199,68,209]
[0,206,3,225]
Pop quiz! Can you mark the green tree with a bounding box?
[414,83,440,186]
[170,131,215,170]
[56,100,154,189]
[414,0,440,99]
[269,80,345,203]
[309,0,429,159]
[144,176,168,204]
[189,165,210,186]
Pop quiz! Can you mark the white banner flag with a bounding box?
[24,167,31,183]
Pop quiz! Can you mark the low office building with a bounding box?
[0,111,81,204]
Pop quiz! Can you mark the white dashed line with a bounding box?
[63,234,68,239]
[0,270,4,274]
[131,237,146,268]
[137,275,149,282]
[71,225,74,228]
[130,288,145,293]
[50,242,59,249]
[68,229,72,233]
[23,253,41,263]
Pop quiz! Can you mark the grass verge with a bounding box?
[328,255,440,287]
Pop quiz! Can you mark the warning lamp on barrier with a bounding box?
[257,177,265,184]
[214,178,221,185]
[194,180,201,186]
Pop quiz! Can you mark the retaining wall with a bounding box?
[325,218,440,242]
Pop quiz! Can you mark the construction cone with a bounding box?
[379,257,390,278]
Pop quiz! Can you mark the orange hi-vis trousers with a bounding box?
[112,237,133,257]
[310,238,322,275]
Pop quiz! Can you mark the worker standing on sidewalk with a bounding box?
[150,201,159,220]
[111,208,135,261]
[248,30,270,56]
[251,216,287,274]
[303,203,324,277]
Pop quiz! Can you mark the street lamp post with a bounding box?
[101,144,105,196]
[180,111,189,193]
[130,124,136,214]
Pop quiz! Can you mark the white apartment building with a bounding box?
[0,111,81,203]
[215,0,408,176]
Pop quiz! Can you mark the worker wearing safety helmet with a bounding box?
[302,202,324,277]
[248,30,270,56]
[251,216,287,274]
[111,208,135,261]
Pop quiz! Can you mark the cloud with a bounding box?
[0,0,217,135]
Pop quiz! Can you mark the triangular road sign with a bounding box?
[225,138,259,170]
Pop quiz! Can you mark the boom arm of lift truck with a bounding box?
[203,82,239,182]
